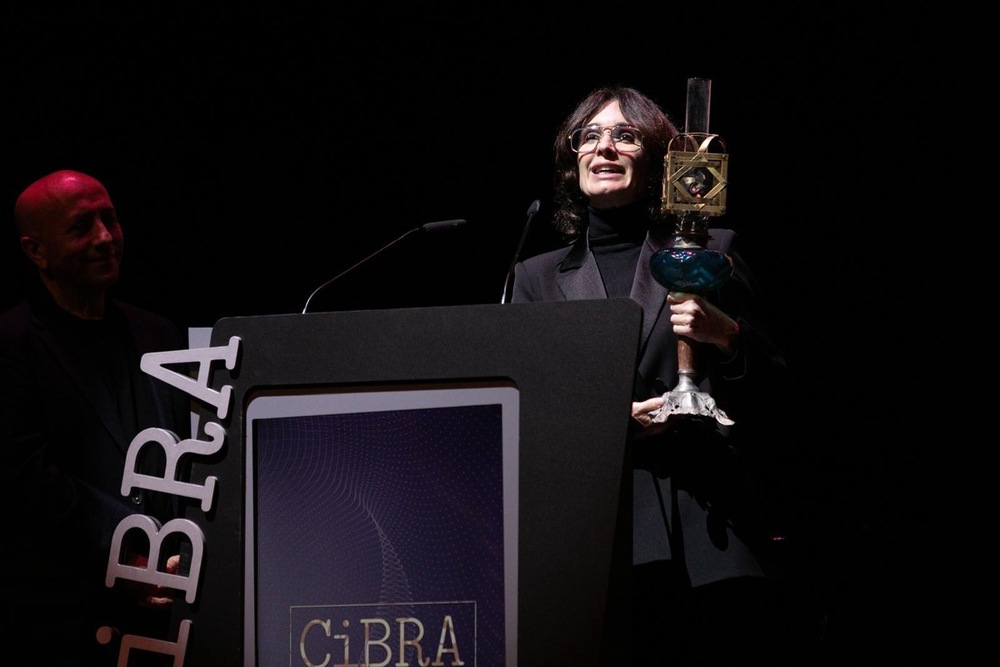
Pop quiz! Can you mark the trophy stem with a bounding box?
[651,336,734,426]
[673,336,700,392]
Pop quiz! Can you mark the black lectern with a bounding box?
[171,299,642,667]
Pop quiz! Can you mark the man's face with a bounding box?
[29,177,123,291]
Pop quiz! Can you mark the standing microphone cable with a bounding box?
[500,200,542,304]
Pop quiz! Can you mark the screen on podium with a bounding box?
[244,383,519,666]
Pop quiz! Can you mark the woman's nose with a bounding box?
[597,129,617,153]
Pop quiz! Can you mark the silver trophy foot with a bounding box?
[649,373,734,426]
[650,389,734,426]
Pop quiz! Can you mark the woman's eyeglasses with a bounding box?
[568,125,643,154]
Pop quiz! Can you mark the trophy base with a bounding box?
[650,389,734,426]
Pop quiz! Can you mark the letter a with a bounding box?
[140,336,240,420]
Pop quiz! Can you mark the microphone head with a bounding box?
[420,219,468,233]
[526,200,541,216]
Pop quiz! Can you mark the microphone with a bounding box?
[302,218,468,313]
[500,200,541,304]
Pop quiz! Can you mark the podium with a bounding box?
[173,299,642,666]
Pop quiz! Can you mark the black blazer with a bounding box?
[511,225,794,587]
[0,287,192,659]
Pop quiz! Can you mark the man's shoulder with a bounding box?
[111,299,184,349]
[0,296,35,330]
[0,298,43,359]
[112,298,169,322]
[0,297,29,318]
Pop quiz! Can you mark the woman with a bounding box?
[510,86,820,664]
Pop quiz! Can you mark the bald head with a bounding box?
[14,169,123,318]
[15,170,109,238]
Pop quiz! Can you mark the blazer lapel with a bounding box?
[553,229,674,349]
[38,325,131,454]
[555,235,607,300]
[631,228,674,353]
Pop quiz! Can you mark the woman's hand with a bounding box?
[631,396,673,439]
[667,292,739,353]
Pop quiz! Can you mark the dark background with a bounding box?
[2,3,945,661]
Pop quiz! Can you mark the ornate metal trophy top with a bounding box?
[649,77,735,426]
[662,77,728,228]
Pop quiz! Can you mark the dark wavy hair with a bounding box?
[551,86,680,240]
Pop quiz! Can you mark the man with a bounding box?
[0,170,191,665]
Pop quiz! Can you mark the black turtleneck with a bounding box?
[587,201,650,299]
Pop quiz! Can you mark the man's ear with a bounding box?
[20,235,46,269]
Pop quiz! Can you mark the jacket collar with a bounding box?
[554,222,677,352]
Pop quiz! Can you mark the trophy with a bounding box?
[649,77,734,426]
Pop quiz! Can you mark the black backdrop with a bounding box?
[2,4,946,661]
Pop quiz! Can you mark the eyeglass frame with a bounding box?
[567,124,644,154]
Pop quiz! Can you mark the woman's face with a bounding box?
[575,100,648,209]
